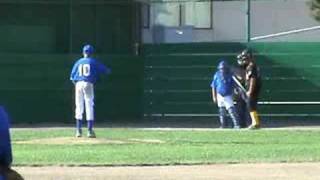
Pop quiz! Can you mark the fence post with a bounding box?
[247,0,251,43]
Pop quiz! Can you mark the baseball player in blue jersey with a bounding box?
[211,60,240,129]
[70,45,111,138]
[0,107,23,180]
[0,107,12,171]
[0,107,12,177]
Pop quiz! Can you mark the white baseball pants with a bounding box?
[216,93,234,110]
[75,81,94,121]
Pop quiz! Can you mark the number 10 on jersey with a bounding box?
[78,64,91,77]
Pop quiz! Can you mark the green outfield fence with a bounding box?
[0,0,144,123]
[1,0,320,123]
[143,42,320,120]
[0,54,143,123]
[1,43,320,123]
[0,0,139,54]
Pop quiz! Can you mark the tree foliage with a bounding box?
[309,0,320,21]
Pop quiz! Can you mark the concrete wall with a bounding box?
[251,0,320,42]
[142,0,320,43]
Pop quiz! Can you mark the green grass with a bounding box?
[11,128,320,166]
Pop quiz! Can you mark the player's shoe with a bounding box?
[87,130,96,138]
[248,124,260,130]
[233,125,240,129]
[75,130,82,138]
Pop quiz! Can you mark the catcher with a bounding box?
[237,49,262,129]
[211,60,240,129]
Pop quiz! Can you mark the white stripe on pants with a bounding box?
[75,81,94,121]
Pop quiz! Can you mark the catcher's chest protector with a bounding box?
[0,106,12,167]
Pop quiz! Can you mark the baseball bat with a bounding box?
[232,76,249,102]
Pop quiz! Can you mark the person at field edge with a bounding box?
[211,59,240,129]
[237,49,262,129]
[0,107,24,180]
[70,45,111,138]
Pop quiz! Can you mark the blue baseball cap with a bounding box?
[83,44,94,54]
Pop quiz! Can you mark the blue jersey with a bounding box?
[0,106,12,167]
[70,57,110,84]
[211,71,235,96]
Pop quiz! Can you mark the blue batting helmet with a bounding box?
[217,59,228,70]
[83,44,94,54]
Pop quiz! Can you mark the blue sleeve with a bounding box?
[211,73,217,88]
[0,107,12,167]
[70,61,79,81]
[96,61,111,75]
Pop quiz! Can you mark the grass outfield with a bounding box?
[11,128,320,166]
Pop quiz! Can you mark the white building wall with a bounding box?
[142,0,320,43]
[211,1,246,42]
[251,0,320,42]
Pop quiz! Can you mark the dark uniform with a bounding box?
[245,63,262,111]
[237,49,262,129]
[233,66,251,128]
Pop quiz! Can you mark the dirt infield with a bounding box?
[14,163,320,180]
[14,137,165,145]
